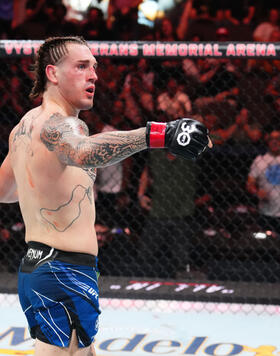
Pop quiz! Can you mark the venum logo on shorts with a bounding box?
[26,248,43,260]
[177,122,197,146]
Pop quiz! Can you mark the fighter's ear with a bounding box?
[45,64,58,84]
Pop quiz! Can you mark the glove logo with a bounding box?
[177,122,196,146]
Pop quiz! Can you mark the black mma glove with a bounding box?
[146,118,209,160]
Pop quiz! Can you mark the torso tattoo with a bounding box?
[12,117,35,156]
[40,184,93,232]
[38,112,146,233]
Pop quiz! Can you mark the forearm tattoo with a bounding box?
[40,113,147,168]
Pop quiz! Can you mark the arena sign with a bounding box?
[0,40,279,58]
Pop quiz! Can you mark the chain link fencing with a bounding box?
[0,41,280,311]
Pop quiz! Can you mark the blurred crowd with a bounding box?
[0,0,279,41]
[0,0,280,282]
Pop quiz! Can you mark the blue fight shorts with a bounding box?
[18,241,100,348]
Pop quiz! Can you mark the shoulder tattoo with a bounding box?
[40,113,89,152]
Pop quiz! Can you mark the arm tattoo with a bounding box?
[40,113,147,168]
[40,184,92,232]
[40,113,89,151]
[76,131,147,167]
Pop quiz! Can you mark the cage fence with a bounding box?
[0,41,280,313]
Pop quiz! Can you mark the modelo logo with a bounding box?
[0,327,277,355]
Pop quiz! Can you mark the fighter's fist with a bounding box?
[146,118,209,160]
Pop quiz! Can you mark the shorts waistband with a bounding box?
[24,241,97,268]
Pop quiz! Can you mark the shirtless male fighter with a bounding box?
[0,36,211,356]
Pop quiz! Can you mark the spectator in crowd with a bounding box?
[81,98,131,134]
[1,0,32,38]
[107,0,141,28]
[62,0,92,22]
[214,5,239,27]
[202,113,239,145]
[253,8,279,41]
[185,1,214,40]
[18,57,34,84]
[137,147,198,278]
[13,0,80,39]
[95,122,130,228]
[94,222,114,249]
[93,98,133,229]
[120,58,157,123]
[121,74,155,127]
[45,3,78,37]
[233,107,263,144]
[247,29,280,74]
[97,58,128,102]
[201,107,262,147]
[0,77,13,144]
[213,0,267,28]
[247,130,280,233]
[0,75,26,129]
[175,0,194,40]
[122,58,155,95]
[79,109,100,134]
[265,72,280,100]
[247,130,280,234]
[157,77,192,121]
[194,58,239,111]
[107,0,141,40]
[11,0,28,31]
[81,6,109,40]
[24,0,48,21]
[242,1,257,25]
[182,43,226,99]
[182,47,202,87]
[0,0,13,38]
[155,17,179,41]
[265,97,280,133]
[156,0,213,41]
[14,0,49,39]
[108,97,132,130]
[191,2,212,22]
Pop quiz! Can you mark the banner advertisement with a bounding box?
[0,294,279,356]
